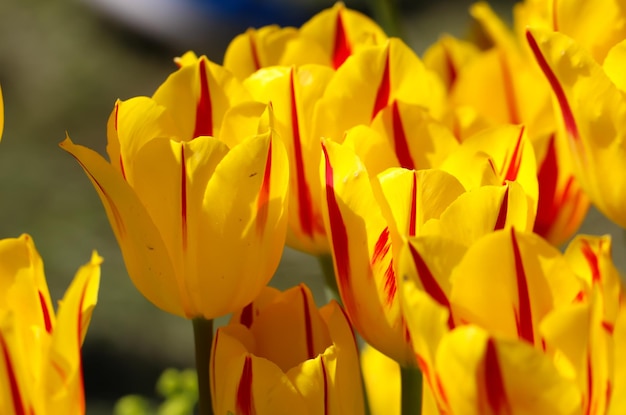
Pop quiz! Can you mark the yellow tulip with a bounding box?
[0,234,100,415]
[527,28,626,229]
[223,2,387,79]
[61,55,289,319]
[211,284,363,415]
[399,229,626,414]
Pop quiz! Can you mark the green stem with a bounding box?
[368,0,404,39]
[401,365,423,415]
[193,318,215,415]
[318,253,341,303]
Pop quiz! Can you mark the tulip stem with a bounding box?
[193,318,214,415]
[400,365,423,415]
[318,254,341,304]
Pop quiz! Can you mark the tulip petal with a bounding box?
[152,56,249,141]
[212,326,307,415]
[298,2,387,69]
[44,252,101,415]
[450,229,582,346]
[198,132,289,317]
[436,326,581,415]
[60,136,183,316]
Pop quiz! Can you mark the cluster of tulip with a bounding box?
[2,0,626,414]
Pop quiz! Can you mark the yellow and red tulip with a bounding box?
[0,234,100,415]
[61,55,290,319]
[527,28,626,229]
[223,2,387,79]
[211,284,363,415]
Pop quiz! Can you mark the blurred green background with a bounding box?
[0,0,622,413]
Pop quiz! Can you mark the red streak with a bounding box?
[484,338,511,414]
[494,185,510,231]
[211,330,219,400]
[0,334,26,415]
[180,146,188,251]
[114,101,119,131]
[332,11,351,69]
[249,33,261,71]
[534,135,558,237]
[526,30,580,141]
[300,286,315,360]
[320,358,329,415]
[322,144,355,315]
[74,157,126,238]
[502,127,525,183]
[581,239,602,284]
[409,172,417,236]
[552,0,559,30]
[236,356,256,415]
[290,70,315,238]
[193,58,213,138]
[383,262,397,306]
[371,47,391,120]
[240,303,254,328]
[391,101,415,170]
[511,228,534,344]
[442,41,458,88]
[408,243,454,329]
[38,291,52,334]
[119,155,127,181]
[371,228,396,305]
[256,140,272,235]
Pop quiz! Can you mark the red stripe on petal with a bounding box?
[0,334,26,415]
[181,145,188,251]
[442,41,458,88]
[320,357,330,415]
[236,356,256,415]
[585,352,594,415]
[73,157,126,238]
[371,227,391,267]
[602,321,615,335]
[211,329,220,400]
[290,70,315,238]
[526,31,580,142]
[300,285,315,360]
[383,261,397,306]
[407,243,454,329]
[581,239,602,284]
[534,134,558,237]
[38,291,53,334]
[484,338,511,414]
[333,11,351,69]
[119,155,127,181]
[371,47,391,121]
[494,185,510,231]
[240,303,254,328]
[322,143,355,314]
[409,172,418,237]
[193,59,213,138]
[502,127,525,183]
[392,101,415,170]
[511,228,534,344]
[256,139,272,236]
[249,33,261,71]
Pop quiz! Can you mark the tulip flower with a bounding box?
[61,55,289,320]
[0,234,100,415]
[223,3,387,79]
[399,227,626,414]
[527,28,626,229]
[211,284,364,415]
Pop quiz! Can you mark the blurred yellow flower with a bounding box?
[0,234,100,415]
[211,285,363,414]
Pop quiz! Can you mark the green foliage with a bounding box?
[113,368,199,415]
